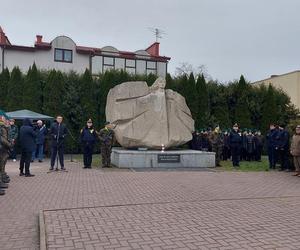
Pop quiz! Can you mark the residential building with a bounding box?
[0,26,170,77]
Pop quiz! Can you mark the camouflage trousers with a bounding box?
[0,151,9,178]
[101,145,112,167]
[212,146,223,166]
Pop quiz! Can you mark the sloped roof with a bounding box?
[6,109,53,120]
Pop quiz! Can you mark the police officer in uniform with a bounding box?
[80,119,97,169]
[49,115,67,171]
[229,123,242,167]
[98,122,115,168]
[276,124,290,171]
[266,123,279,169]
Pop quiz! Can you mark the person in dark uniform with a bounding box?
[222,131,231,161]
[241,130,248,161]
[266,123,279,169]
[199,130,210,151]
[229,123,242,167]
[98,122,115,168]
[19,118,37,177]
[277,124,290,171]
[189,131,198,150]
[80,119,98,169]
[49,115,67,171]
[254,131,264,161]
[246,130,255,161]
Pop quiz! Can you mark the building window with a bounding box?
[146,61,157,75]
[103,56,115,71]
[125,59,136,74]
[54,48,73,63]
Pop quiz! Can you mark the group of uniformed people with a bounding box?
[80,119,115,169]
[190,123,264,167]
[191,122,300,172]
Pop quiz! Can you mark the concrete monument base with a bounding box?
[111,147,216,169]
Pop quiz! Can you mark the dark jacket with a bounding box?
[277,129,289,150]
[19,119,37,152]
[199,134,210,151]
[229,130,242,147]
[50,122,67,146]
[36,125,48,145]
[266,128,279,148]
[80,127,97,145]
[254,135,264,148]
[246,135,256,153]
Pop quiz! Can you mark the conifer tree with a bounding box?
[23,63,42,112]
[0,68,10,110]
[195,74,209,128]
[79,69,97,123]
[181,73,197,119]
[43,70,65,116]
[260,85,278,134]
[234,75,252,128]
[7,67,23,111]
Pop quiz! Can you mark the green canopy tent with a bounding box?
[0,109,9,120]
[6,109,53,121]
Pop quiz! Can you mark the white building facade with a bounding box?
[0,27,170,77]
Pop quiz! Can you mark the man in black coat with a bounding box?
[50,115,67,171]
[266,123,279,169]
[277,124,290,171]
[19,118,37,177]
[32,120,47,162]
[229,123,242,167]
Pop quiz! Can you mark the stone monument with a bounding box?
[106,77,194,149]
[106,77,215,168]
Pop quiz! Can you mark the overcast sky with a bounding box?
[1,0,300,82]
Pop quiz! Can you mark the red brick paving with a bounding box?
[1,158,300,249]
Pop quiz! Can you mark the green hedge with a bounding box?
[0,65,298,153]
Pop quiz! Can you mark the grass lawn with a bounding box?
[73,154,102,168]
[219,156,270,172]
[74,153,272,172]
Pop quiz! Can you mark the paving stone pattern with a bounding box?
[1,159,300,249]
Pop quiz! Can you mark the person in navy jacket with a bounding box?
[276,124,290,171]
[80,119,98,168]
[32,120,47,162]
[49,115,67,171]
[19,118,37,177]
[266,123,279,169]
[229,123,242,167]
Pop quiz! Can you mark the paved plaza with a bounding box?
[1,159,300,249]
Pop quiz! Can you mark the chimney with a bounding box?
[146,42,160,56]
[36,35,43,44]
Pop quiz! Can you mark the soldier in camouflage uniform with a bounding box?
[0,112,12,195]
[98,122,115,168]
[209,126,224,167]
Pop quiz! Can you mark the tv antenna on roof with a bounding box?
[148,27,166,42]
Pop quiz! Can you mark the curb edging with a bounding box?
[39,210,47,250]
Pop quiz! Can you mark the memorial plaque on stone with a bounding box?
[157,154,181,163]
